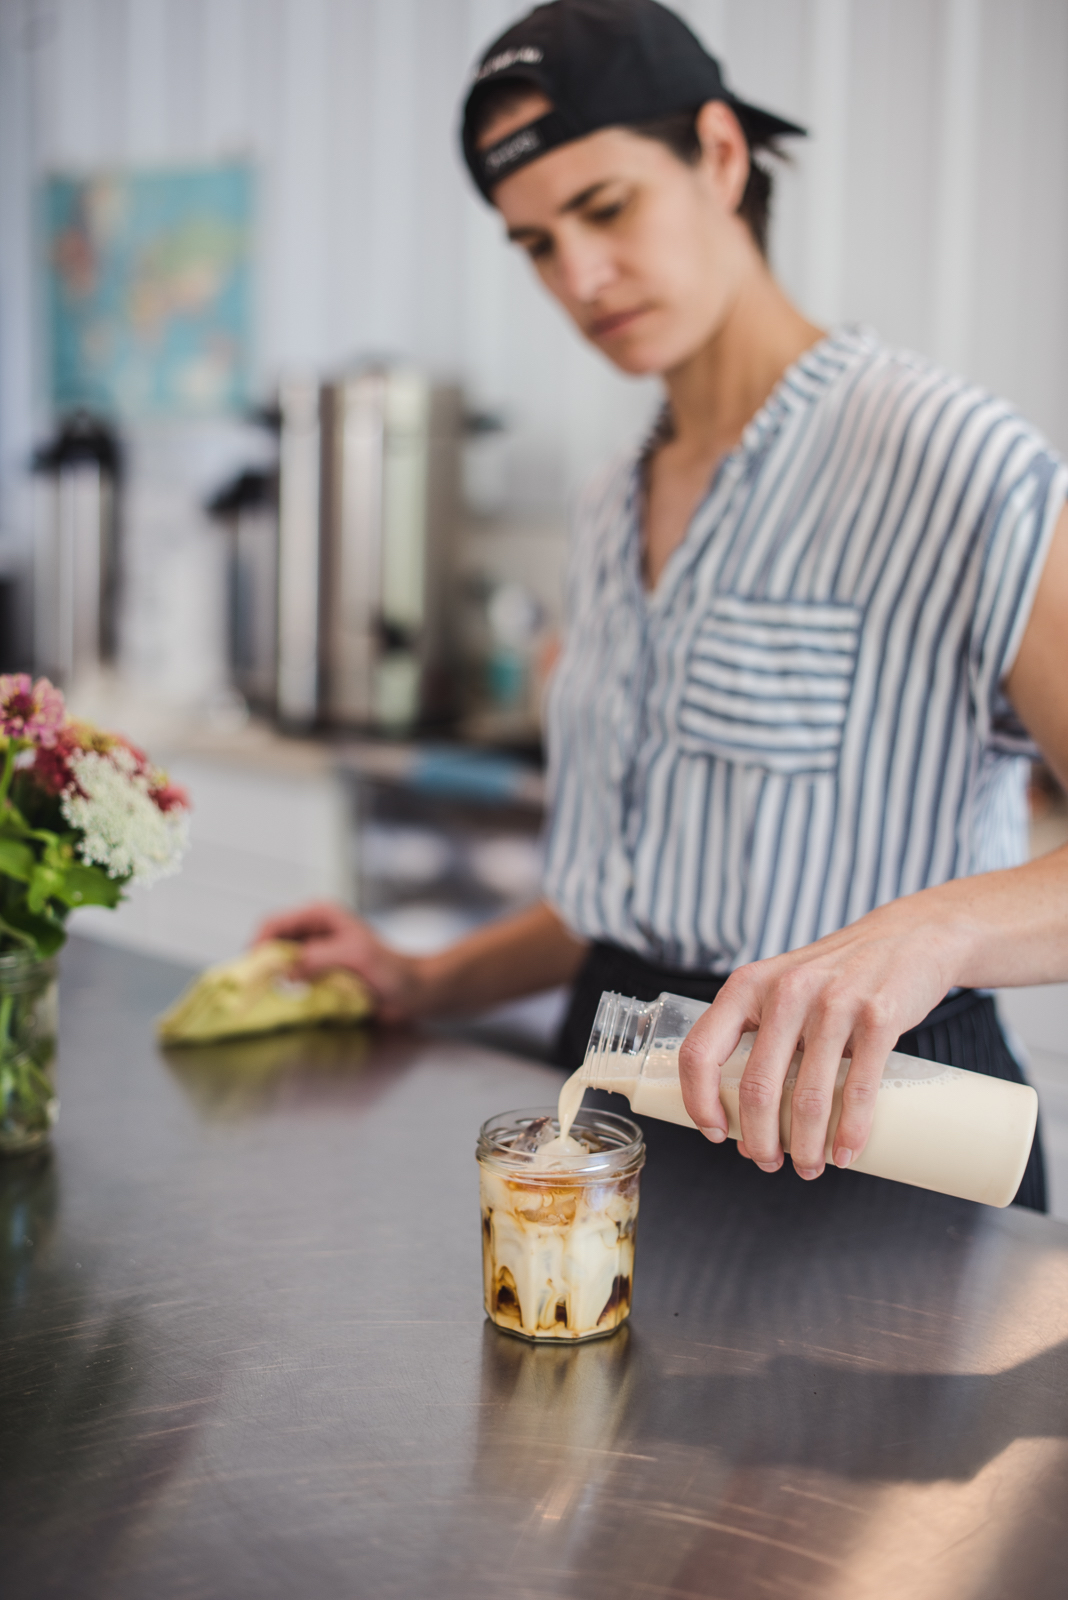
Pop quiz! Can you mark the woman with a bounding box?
[260,0,1068,1210]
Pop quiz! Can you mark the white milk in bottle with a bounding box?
[557,990,1038,1208]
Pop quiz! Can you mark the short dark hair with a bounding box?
[468,85,781,258]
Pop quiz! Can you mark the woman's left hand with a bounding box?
[676,892,963,1179]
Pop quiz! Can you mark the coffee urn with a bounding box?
[30,413,122,689]
[276,366,462,731]
[205,467,279,714]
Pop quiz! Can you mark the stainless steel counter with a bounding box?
[3,937,1068,1599]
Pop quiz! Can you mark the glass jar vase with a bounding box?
[0,952,59,1155]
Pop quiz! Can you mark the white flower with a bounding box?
[60,746,190,886]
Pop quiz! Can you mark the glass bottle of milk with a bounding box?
[557,990,1038,1208]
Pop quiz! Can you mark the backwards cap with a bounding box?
[461,0,806,200]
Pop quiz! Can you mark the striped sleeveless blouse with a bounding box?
[542,328,1068,971]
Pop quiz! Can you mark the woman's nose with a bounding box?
[555,239,617,305]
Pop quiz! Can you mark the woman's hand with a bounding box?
[681,807,1068,1180]
[677,893,963,1179]
[253,898,588,1027]
[253,902,423,1022]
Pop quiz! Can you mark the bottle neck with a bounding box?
[582,989,713,1087]
[582,991,657,1080]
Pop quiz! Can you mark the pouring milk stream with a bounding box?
[546,990,1038,1207]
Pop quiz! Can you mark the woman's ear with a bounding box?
[694,99,751,214]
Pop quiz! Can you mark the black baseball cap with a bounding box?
[461,0,807,201]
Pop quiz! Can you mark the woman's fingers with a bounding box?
[253,901,349,945]
[731,964,828,1171]
[728,970,915,1179]
[285,921,422,1023]
[831,1019,900,1167]
[291,924,383,983]
[734,1030,795,1172]
[677,1029,727,1142]
[707,955,909,1180]
[294,935,363,978]
[253,903,393,995]
[677,976,754,1141]
[678,897,961,1181]
[785,1027,852,1178]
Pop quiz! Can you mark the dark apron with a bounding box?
[556,940,1047,1213]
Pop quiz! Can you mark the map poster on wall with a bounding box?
[45,163,253,419]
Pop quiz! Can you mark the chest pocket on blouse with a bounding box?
[678,594,862,775]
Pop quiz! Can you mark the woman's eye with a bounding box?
[526,239,552,261]
[589,201,625,225]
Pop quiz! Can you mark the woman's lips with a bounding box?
[589,305,651,339]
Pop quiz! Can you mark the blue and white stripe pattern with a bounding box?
[679,594,861,774]
[543,329,1068,972]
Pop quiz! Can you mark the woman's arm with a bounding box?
[254,898,588,1024]
[680,501,1068,1182]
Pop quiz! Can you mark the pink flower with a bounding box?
[116,735,151,774]
[150,780,191,814]
[26,724,84,796]
[0,675,66,748]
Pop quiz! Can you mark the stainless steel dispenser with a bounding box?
[31,414,121,689]
[275,376,322,727]
[275,366,462,732]
[205,468,279,713]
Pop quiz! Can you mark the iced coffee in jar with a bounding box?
[476,1106,645,1342]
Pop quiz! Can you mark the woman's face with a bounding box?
[482,95,756,377]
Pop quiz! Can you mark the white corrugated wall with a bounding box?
[0,0,1066,682]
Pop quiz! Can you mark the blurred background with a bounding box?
[0,0,1067,1184]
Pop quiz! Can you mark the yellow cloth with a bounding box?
[156,940,373,1045]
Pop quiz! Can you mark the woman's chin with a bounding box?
[594,337,675,378]
[593,328,708,380]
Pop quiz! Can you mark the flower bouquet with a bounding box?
[0,674,190,1151]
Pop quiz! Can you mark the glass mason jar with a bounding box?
[0,952,59,1155]
[476,1106,645,1343]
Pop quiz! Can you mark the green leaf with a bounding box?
[0,903,66,959]
[0,802,33,835]
[0,838,35,884]
[57,863,123,910]
[27,865,65,915]
[40,836,69,868]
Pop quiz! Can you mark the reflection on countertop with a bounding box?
[4,936,1068,1599]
